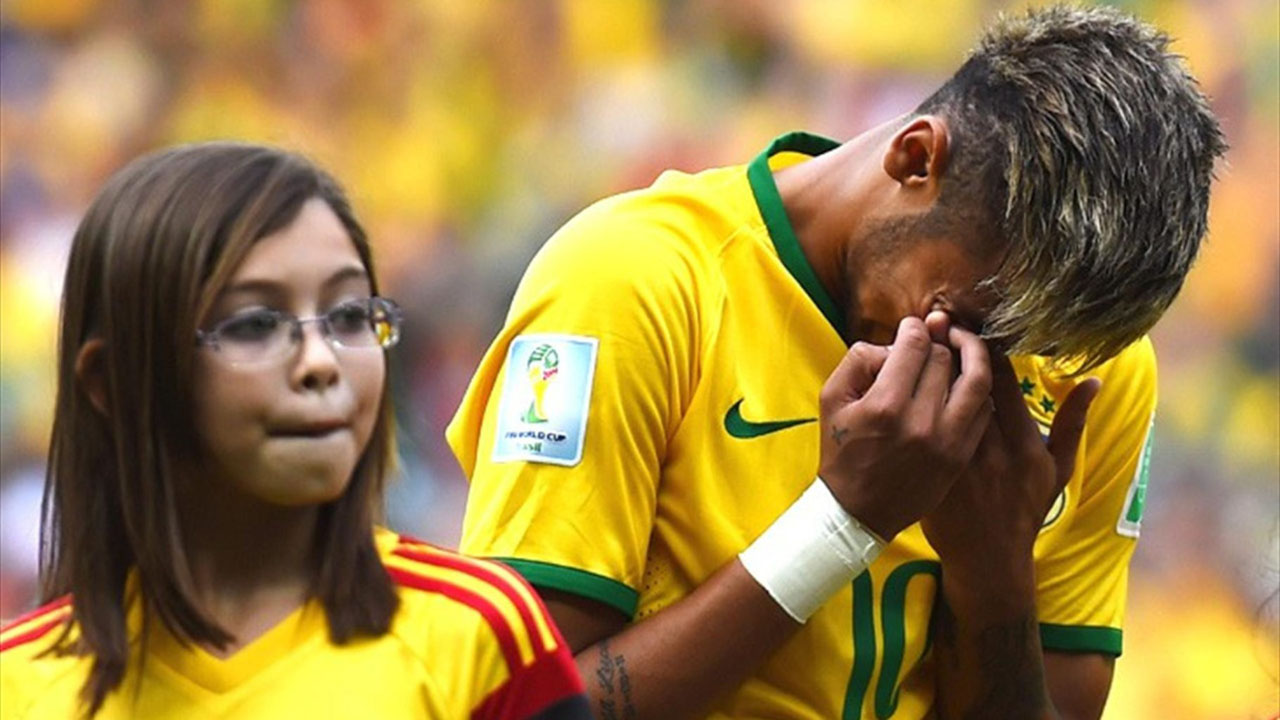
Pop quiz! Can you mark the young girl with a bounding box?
[0,143,590,719]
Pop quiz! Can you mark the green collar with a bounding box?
[746,131,846,337]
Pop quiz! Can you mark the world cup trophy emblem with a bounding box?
[523,343,559,423]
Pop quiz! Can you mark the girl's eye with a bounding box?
[328,302,372,335]
[219,311,282,342]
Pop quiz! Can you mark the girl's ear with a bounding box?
[75,339,110,416]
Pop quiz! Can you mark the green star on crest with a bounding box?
[1019,377,1035,396]
[1040,395,1056,413]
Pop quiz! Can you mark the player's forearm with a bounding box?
[575,559,800,720]
[931,557,1058,720]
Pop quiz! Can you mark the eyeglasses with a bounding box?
[196,297,403,365]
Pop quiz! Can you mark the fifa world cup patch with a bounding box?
[492,334,598,466]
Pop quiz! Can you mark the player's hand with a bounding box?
[818,316,993,542]
[920,340,1101,571]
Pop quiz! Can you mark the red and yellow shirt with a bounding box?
[0,529,586,719]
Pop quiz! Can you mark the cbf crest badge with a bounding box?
[492,334,598,466]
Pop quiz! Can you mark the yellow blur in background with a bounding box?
[0,1,1275,718]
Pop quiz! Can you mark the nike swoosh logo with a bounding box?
[723,399,815,439]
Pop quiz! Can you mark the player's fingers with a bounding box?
[940,324,992,429]
[846,343,892,399]
[865,316,932,405]
[820,342,891,411]
[968,392,998,456]
[924,310,950,345]
[1046,378,1101,489]
[972,405,1002,462]
[989,354,1040,444]
[913,342,954,416]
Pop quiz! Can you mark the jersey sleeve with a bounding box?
[1032,337,1157,656]
[464,562,590,720]
[447,196,704,618]
[384,541,588,720]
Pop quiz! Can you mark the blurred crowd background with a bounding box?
[0,0,1275,717]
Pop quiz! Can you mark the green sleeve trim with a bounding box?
[491,558,639,618]
[746,131,847,338]
[1039,623,1123,656]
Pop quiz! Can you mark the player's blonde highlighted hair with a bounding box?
[917,5,1226,370]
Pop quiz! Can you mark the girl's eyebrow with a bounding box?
[322,265,372,290]
[219,265,371,297]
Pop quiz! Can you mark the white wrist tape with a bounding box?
[739,478,885,623]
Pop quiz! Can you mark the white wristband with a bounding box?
[739,478,886,623]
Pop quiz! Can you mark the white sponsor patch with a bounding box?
[1116,413,1155,538]
[492,334,598,466]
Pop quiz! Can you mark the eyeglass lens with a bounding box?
[207,298,399,364]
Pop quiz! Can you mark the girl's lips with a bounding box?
[269,420,348,437]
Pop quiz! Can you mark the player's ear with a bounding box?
[75,338,110,417]
[882,115,950,191]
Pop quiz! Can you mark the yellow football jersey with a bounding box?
[0,529,586,720]
[449,132,1156,719]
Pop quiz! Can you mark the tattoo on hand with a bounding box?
[593,639,637,720]
[933,595,1049,720]
[831,425,849,445]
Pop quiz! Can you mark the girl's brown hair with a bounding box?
[40,142,399,715]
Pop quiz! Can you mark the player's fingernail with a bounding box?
[924,310,949,341]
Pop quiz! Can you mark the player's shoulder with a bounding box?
[1013,336,1156,432]
[1020,336,1157,396]
[582,162,751,235]
[1076,335,1157,410]
[377,530,564,674]
[1019,335,1156,377]
[533,165,747,279]
[1095,335,1157,383]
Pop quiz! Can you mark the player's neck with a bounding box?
[774,120,901,338]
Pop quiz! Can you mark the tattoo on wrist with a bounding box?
[968,615,1047,719]
[593,639,637,720]
[933,595,1049,719]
